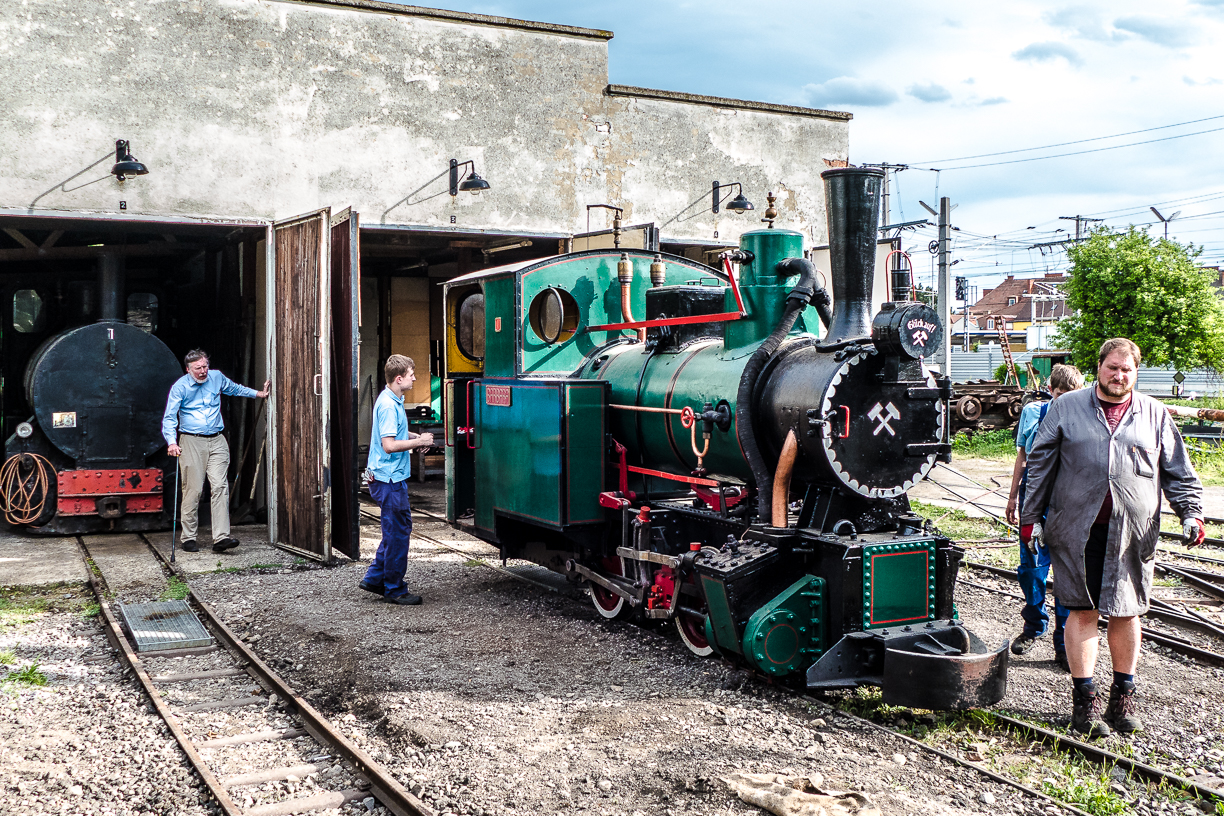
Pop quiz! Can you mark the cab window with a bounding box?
[13,289,45,333]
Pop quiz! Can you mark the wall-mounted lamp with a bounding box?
[110,140,149,181]
[449,159,490,196]
[712,181,754,215]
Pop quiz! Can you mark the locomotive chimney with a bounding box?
[819,166,884,348]
[97,249,125,322]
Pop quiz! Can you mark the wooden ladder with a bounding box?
[995,315,1019,385]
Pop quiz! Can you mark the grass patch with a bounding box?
[951,428,1017,461]
[80,602,100,618]
[158,576,190,601]
[910,499,1013,541]
[0,595,49,627]
[464,558,484,567]
[4,663,48,687]
[1038,757,1128,816]
[1153,575,1182,588]
[0,649,14,665]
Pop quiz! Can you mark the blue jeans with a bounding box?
[1018,477,1067,651]
[363,480,413,598]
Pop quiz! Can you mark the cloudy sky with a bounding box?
[406,0,1224,292]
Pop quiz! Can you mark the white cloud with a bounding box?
[803,77,899,108]
[907,82,952,103]
[1044,6,1114,41]
[1112,15,1196,47]
[1012,41,1083,66]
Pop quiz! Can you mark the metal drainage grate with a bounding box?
[118,601,214,652]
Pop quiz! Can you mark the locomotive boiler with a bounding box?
[1,251,181,533]
[442,167,1008,709]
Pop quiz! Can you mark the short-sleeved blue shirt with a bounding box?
[1015,401,1046,454]
[367,388,411,483]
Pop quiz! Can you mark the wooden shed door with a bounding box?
[329,209,361,559]
[267,209,332,561]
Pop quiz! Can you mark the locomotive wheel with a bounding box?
[1007,398,1024,420]
[955,395,983,422]
[590,557,632,620]
[675,612,714,657]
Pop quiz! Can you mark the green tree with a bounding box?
[1054,226,1224,371]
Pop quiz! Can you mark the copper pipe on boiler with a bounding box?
[617,253,646,343]
[771,429,798,528]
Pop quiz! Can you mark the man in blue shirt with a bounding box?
[360,354,434,605]
[162,349,269,553]
[1004,363,1083,669]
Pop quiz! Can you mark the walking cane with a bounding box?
[170,458,180,564]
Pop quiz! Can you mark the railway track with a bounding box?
[401,501,1222,815]
[75,533,434,816]
[962,560,1224,667]
[945,575,1224,810]
[926,467,1224,552]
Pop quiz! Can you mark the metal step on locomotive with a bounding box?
[441,167,1008,710]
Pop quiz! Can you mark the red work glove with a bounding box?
[1020,524,1033,544]
[1184,518,1206,548]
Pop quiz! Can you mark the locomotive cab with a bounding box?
[442,167,1008,710]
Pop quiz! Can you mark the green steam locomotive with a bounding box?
[441,168,1007,710]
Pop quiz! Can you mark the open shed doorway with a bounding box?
[354,226,564,482]
[0,214,269,538]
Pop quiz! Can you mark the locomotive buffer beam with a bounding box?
[807,621,1009,711]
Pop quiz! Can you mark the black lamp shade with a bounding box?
[459,171,490,194]
[111,140,148,180]
[727,193,754,214]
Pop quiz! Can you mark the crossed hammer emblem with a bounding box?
[912,329,928,347]
[868,402,900,436]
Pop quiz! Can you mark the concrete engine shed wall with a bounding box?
[0,0,850,244]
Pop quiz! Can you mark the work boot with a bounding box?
[212,537,240,552]
[383,592,423,606]
[1054,651,1070,673]
[1011,632,1038,655]
[1104,681,1143,735]
[1070,684,1111,739]
[179,539,199,553]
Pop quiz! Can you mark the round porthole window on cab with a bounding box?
[528,287,579,345]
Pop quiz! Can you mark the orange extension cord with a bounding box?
[0,453,54,525]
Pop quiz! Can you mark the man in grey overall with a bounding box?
[1022,338,1204,737]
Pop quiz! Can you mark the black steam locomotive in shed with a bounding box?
[0,219,268,536]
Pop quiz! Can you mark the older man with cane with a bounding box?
[1021,338,1205,738]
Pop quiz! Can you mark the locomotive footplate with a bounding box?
[806,621,1008,710]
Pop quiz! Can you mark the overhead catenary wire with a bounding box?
[913,126,1224,171]
[911,114,1224,165]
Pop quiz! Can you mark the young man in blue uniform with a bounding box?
[360,354,434,605]
[162,349,270,553]
[1004,363,1083,670]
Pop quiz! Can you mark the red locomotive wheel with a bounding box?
[590,557,632,620]
[675,611,714,657]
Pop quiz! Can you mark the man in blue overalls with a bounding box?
[359,354,434,605]
[1005,363,1084,669]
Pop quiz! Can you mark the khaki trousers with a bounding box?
[179,433,230,542]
